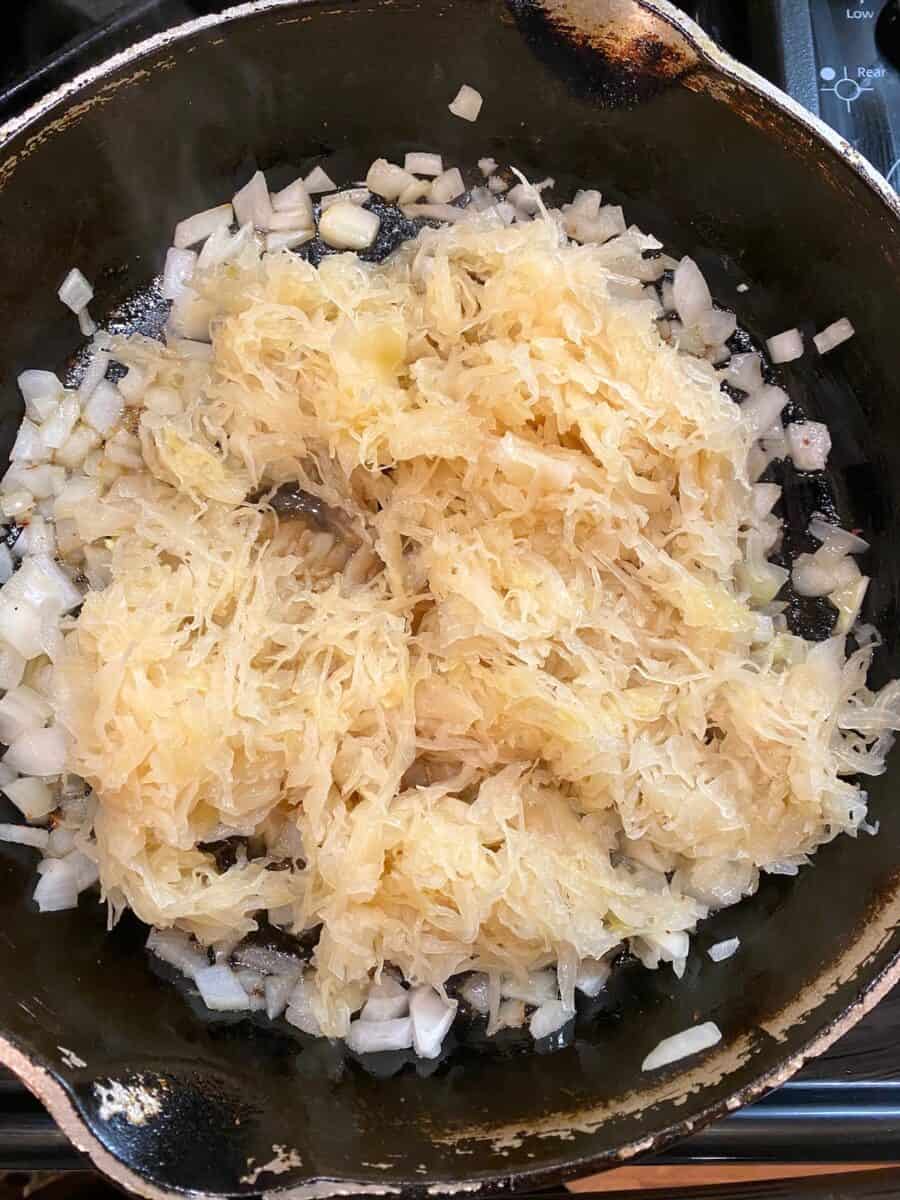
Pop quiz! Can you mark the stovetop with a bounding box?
[1,0,900,1182]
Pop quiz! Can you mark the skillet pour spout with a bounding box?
[0,1,898,1196]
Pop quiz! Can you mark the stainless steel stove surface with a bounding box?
[1,0,900,1189]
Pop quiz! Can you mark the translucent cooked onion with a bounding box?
[642,1022,722,1070]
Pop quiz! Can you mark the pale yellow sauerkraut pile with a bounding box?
[55,213,891,1035]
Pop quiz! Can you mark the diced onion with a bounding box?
[267,207,314,233]
[529,999,574,1040]
[792,552,840,597]
[575,957,611,997]
[0,823,49,850]
[786,421,831,472]
[18,372,63,423]
[409,986,456,1058]
[673,257,712,326]
[271,178,314,222]
[174,203,233,250]
[741,385,789,437]
[346,1016,413,1054]
[0,598,44,659]
[4,725,69,776]
[696,308,737,346]
[767,328,804,364]
[319,188,370,211]
[430,168,465,205]
[366,158,416,202]
[642,1021,722,1071]
[501,970,557,1005]
[33,857,79,911]
[808,517,868,556]
[478,157,498,177]
[194,963,251,1011]
[0,639,24,690]
[82,380,123,436]
[725,352,763,393]
[147,927,208,979]
[401,203,471,224]
[814,317,855,355]
[232,170,272,231]
[405,152,444,177]
[10,419,49,465]
[58,269,93,314]
[0,684,52,743]
[318,202,380,251]
[265,230,315,253]
[161,247,197,301]
[264,974,298,1020]
[449,84,483,122]
[303,165,337,194]
[708,937,740,962]
[460,973,490,1014]
[41,397,80,450]
[361,976,409,1021]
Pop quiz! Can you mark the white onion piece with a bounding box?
[194,964,251,1011]
[346,1016,414,1054]
[642,1022,722,1071]
[752,483,781,519]
[696,308,736,346]
[478,157,498,177]
[488,175,508,194]
[161,247,197,301]
[814,317,855,355]
[0,685,52,743]
[19,467,65,501]
[18,372,63,423]
[303,165,337,194]
[741,385,789,437]
[264,973,299,1020]
[708,938,740,962]
[575,957,611,997]
[33,857,79,911]
[234,969,266,1012]
[10,419,49,465]
[0,548,11,589]
[725,352,763,393]
[501,970,557,1005]
[58,269,93,314]
[66,849,99,892]
[0,823,49,850]
[118,366,148,405]
[767,328,804,364]
[460,973,490,1014]
[174,203,233,249]
[398,179,432,206]
[197,222,255,270]
[319,188,370,211]
[567,204,625,245]
[449,84,483,121]
[267,207,314,233]
[78,310,97,338]
[0,764,16,788]
[673,257,712,326]
[361,975,409,1021]
[833,575,870,636]
[5,725,69,776]
[270,178,314,223]
[318,202,380,250]
[265,230,315,253]
[46,827,76,858]
[5,555,82,618]
[0,640,24,690]
[167,291,214,343]
[808,517,868,556]
[497,999,526,1030]
[786,421,831,472]
[1,492,33,520]
[529,1000,574,1040]
[792,553,840,597]
[41,397,80,450]
[401,203,470,224]
[409,986,457,1058]
[147,928,208,979]
[405,152,444,177]
[0,598,44,659]
[430,167,465,205]
[233,170,272,231]
[284,974,322,1035]
[366,158,416,201]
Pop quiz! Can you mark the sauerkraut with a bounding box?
[2,163,896,1050]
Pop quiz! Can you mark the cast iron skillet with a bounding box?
[0,1,898,1196]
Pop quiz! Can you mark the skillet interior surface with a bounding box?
[0,0,898,1196]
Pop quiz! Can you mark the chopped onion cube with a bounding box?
[786,421,831,472]
[197,222,255,270]
[449,83,483,122]
[346,1016,413,1054]
[41,397,80,450]
[398,180,432,206]
[174,203,233,249]
[66,849,99,892]
[318,202,380,251]
[4,724,69,776]
[78,310,97,338]
[642,1022,722,1071]
[0,639,24,690]
[741,385,789,437]
[808,517,869,557]
[0,684,52,743]
[46,827,76,857]
[708,938,740,962]
[0,597,44,659]
[58,269,93,314]
[83,380,123,436]
[264,973,298,1020]
[0,823,49,850]
[478,157,498,177]
[118,366,148,405]
[267,207,315,232]
[10,419,49,465]
[366,158,417,202]
[833,574,870,635]
[271,178,314,221]
[767,328,804,364]
[232,170,272,231]
[814,317,855,355]
[409,986,456,1058]
[529,999,574,1040]
[460,973,490,1014]
[696,308,737,346]
[725,352,764,393]
[265,230,315,253]
[319,188,370,210]
[673,257,712,326]
[792,552,840,597]
[405,152,444,177]
[18,371,63,422]
[303,165,337,194]
[33,857,79,911]
[501,970,557,1005]
[161,247,197,301]
[430,168,465,205]
[194,963,251,1011]
[575,957,611,997]
[147,927,208,979]
[402,203,471,224]
[361,975,409,1021]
